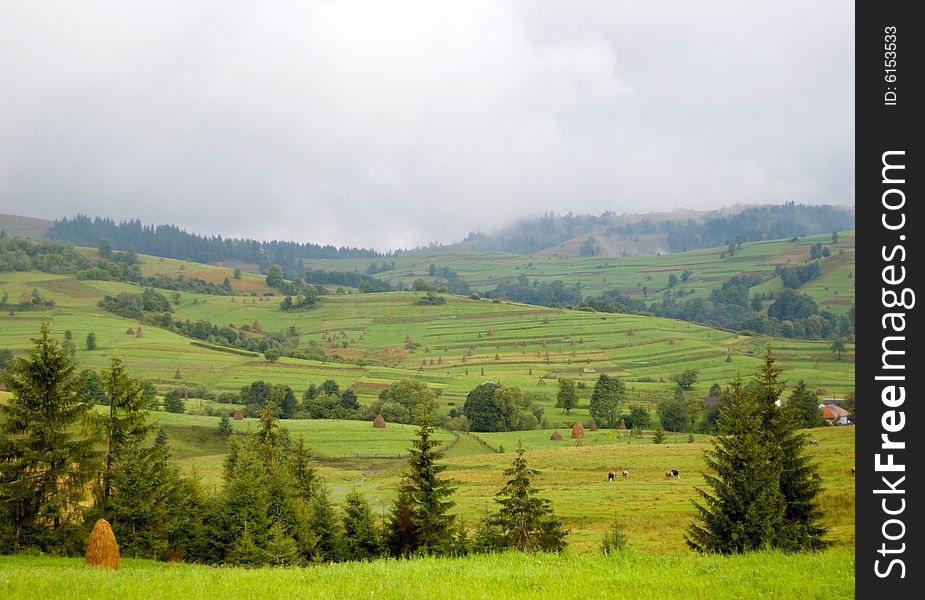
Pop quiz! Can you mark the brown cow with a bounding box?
[608,471,615,482]
[812,472,822,481]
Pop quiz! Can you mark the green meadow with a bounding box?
[298,230,855,312]
[0,241,855,429]
[0,550,854,600]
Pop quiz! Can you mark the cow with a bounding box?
[809,439,819,447]
[850,467,856,476]
[622,469,629,478]
[666,469,680,479]
[608,471,615,482]
[812,472,822,481]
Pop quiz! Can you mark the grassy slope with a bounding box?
[297,230,856,312]
[0,550,854,599]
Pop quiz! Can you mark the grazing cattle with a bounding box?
[608,471,615,482]
[812,472,822,481]
[851,467,856,476]
[809,439,819,447]
[666,469,680,479]
[622,470,629,478]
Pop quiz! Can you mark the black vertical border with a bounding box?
[856,1,921,597]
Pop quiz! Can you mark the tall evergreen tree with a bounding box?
[687,350,830,553]
[307,485,344,562]
[752,353,829,551]
[483,440,567,552]
[0,323,99,551]
[342,490,382,561]
[385,477,417,557]
[96,356,154,509]
[388,410,456,556]
[687,377,785,553]
[786,379,825,429]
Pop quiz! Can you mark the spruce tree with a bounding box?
[385,477,417,557]
[752,353,829,551]
[484,440,566,552]
[388,410,456,556]
[687,377,785,553]
[308,485,344,562]
[687,351,830,553]
[342,490,382,560]
[96,356,154,509]
[786,379,825,429]
[0,323,99,551]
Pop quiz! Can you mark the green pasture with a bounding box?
[1,265,855,426]
[294,230,855,301]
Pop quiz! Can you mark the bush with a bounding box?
[600,521,628,554]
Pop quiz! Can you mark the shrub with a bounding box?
[600,521,629,554]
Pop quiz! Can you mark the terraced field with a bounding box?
[0,268,854,427]
[297,230,856,312]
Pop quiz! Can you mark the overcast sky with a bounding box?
[0,1,854,251]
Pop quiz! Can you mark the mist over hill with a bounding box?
[453,203,854,257]
[1,202,854,274]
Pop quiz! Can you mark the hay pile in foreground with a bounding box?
[85,518,120,569]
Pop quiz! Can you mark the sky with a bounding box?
[0,1,854,252]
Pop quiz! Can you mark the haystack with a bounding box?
[550,431,562,441]
[85,518,120,569]
[126,327,135,335]
[135,326,144,338]
[571,422,585,440]
[373,414,386,428]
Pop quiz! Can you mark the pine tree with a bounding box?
[218,413,233,439]
[687,350,830,553]
[342,490,382,561]
[290,437,318,502]
[385,477,417,557]
[308,485,344,562]
[96,356,154,510]
[0,323,99,551]
[484,440,567,552]
[752,352,830,551]
[687,377,784,553]
[786,379,825,429]
[389,411,456,556]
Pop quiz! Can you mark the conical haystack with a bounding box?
[85,518,120,569]
[373,414,386,428]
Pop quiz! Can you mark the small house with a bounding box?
[822,403,851,425]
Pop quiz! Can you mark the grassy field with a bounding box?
[296,230,855,311]
[142,410,854,555]
[0,258,855,428]
[0,550,854,599]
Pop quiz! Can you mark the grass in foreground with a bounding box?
[0,549,853,600]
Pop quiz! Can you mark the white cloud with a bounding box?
[0,0,853,250]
